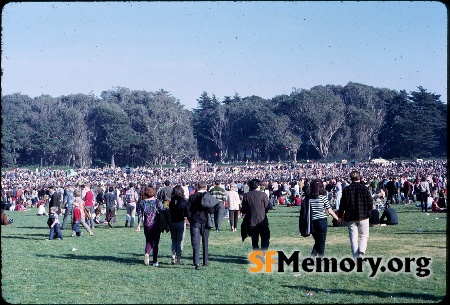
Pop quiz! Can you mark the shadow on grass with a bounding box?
[2,234,48,240]
[35,252,198,268]
[394,230,447,235]
[208,254,249,265]
[281,284,445,302]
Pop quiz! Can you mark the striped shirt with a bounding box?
[310,195,331,220]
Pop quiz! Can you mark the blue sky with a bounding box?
[2,1,447,110]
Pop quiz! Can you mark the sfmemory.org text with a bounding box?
[248,250,431,278]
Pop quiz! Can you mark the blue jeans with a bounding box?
[170,221,186,257]
[72,220,82,236]
[311,217,328,257]
[61,206,73,229]
[49,224,63,240]
[85,206,95,228]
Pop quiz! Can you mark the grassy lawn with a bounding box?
[1,203,446,304]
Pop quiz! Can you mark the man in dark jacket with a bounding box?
[241,179,270,251]
[186,181,215,270]
[338,171,373,258]
[380,203,398,225]
[48,186,61,215]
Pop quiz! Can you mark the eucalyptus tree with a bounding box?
[288,86,346,160]
[140,90,197,165]
[193,92,231,162]
[338,83,395,160]
[89,102,138,167]
[1,93,33,166]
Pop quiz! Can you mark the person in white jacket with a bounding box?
[227,183,241,232]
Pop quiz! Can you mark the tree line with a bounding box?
[1,82,447,168]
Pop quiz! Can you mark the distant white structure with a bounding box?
[371,158,390,166]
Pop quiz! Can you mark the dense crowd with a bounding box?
[1,159,447,268]
[1,159,447,211]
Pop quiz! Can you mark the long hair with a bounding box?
[310,179,326,198]
[171,185,185,201]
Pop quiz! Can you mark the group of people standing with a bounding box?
[133,178,270,270]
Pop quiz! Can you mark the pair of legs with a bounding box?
[346,218,369,258]
[213,203,225,230]
[85,206,95,229]
[190,222,210,267]
[125,202,136,227]
[49,224,63,240]
[144,224,162,265]
[420,193,428,212]
[229,210,239,231]
[170,221,186,264]
[311,218,328,257]
[250,222,270,251]
[61,206,73,229]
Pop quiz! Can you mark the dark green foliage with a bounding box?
[1,83,446,168]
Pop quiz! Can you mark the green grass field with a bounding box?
[1,203,447,304]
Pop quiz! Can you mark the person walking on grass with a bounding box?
[169,185,188,265]
[308,179,340,258]
[73,189,94,237]
[136,186,164,267]
[338,170,373,259]
[61,184,75,230]
[240,178,270,252]
[210,180,227,231]
[104,186,118,228]
[83,184,95,229]
[186,181,216,270]
[227,183,241,232]
[47,206,63,240]
[125,182,139,228]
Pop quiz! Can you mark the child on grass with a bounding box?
[71,202,83,237]
[47,206,63,240]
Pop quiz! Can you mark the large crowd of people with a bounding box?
[1,159,446,210]
[1,159,447,267]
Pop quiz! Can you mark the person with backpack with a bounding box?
[186,181,216,270]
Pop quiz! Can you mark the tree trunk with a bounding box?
[111,153,115,168]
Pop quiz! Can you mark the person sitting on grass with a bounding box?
[369,204,380,227]
[379,203,398,226]
[36,200,48,216]
[1,209,13,225]
[431,197,447,213]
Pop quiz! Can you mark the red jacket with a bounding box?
[73,207,82,223]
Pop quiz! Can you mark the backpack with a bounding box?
[201,192,220,208]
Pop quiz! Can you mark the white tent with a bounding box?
[371,158,390,165]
